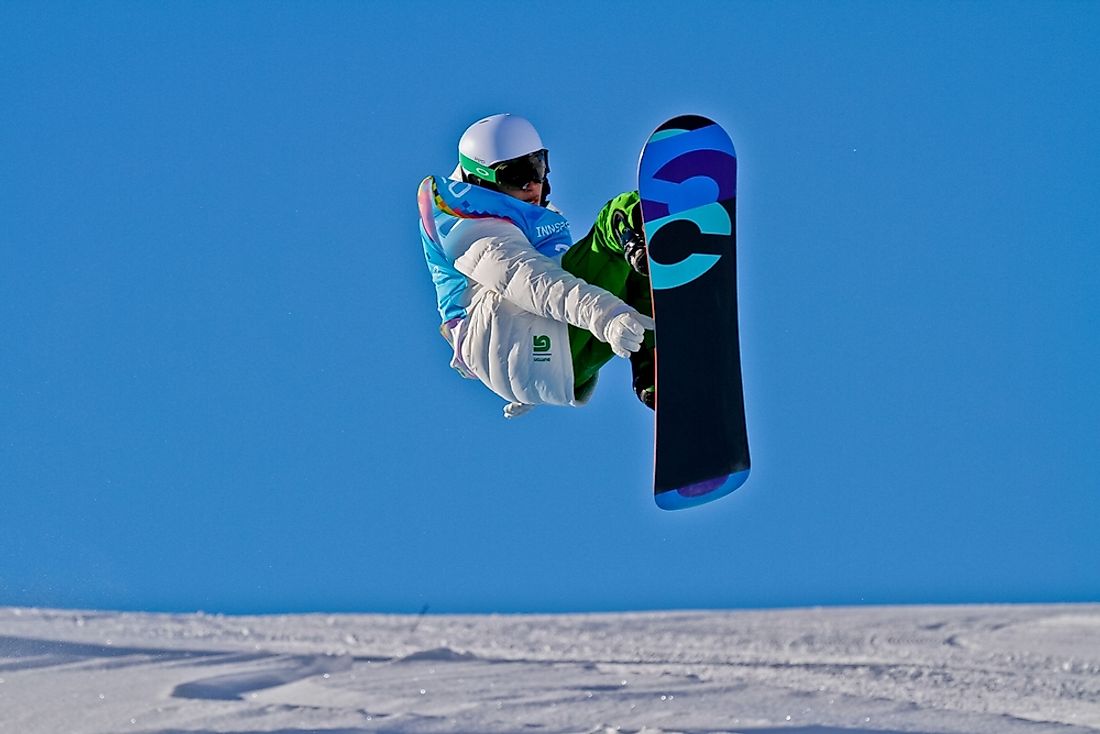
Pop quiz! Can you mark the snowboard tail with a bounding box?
[638,115,751,510]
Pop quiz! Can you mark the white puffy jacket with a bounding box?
[442,216,635,406]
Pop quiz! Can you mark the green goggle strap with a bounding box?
[459,153,497,183]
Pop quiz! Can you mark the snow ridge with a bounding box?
[0,605,1097,734]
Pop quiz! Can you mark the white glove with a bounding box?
[604,311,655,359]
[503,402,537,419]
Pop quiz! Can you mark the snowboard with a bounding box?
[637,115,750,510]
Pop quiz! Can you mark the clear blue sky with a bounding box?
[1,1,1097,614]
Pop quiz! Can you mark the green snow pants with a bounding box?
[560,191,653,400]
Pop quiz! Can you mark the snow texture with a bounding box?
[0,604,1097,733]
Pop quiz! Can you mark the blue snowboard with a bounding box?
[637,115,750,510]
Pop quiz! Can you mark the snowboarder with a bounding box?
[417,113,655,418]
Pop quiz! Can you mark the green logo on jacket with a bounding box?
[533,335,552,362]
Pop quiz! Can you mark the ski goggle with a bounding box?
[461,149,549,189]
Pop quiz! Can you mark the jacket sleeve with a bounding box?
[446,217,633,342]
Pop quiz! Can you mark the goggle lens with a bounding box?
[494,150,549,189]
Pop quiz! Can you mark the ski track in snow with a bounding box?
[0,605,1097,734]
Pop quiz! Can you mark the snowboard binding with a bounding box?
[630,349,656,411]
[611,208,649,276]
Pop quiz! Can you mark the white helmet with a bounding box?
[459,113,544,173]
[456,114,551,203]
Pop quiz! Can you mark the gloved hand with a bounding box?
[604,311,655,359]
[612,207,649,276]
[503,401,537,419]
[624,238,649,276]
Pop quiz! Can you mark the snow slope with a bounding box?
[0,604,1097,733]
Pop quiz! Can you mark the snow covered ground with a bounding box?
[0,604,1097,734]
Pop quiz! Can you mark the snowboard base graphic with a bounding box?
[637,115,750,510]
